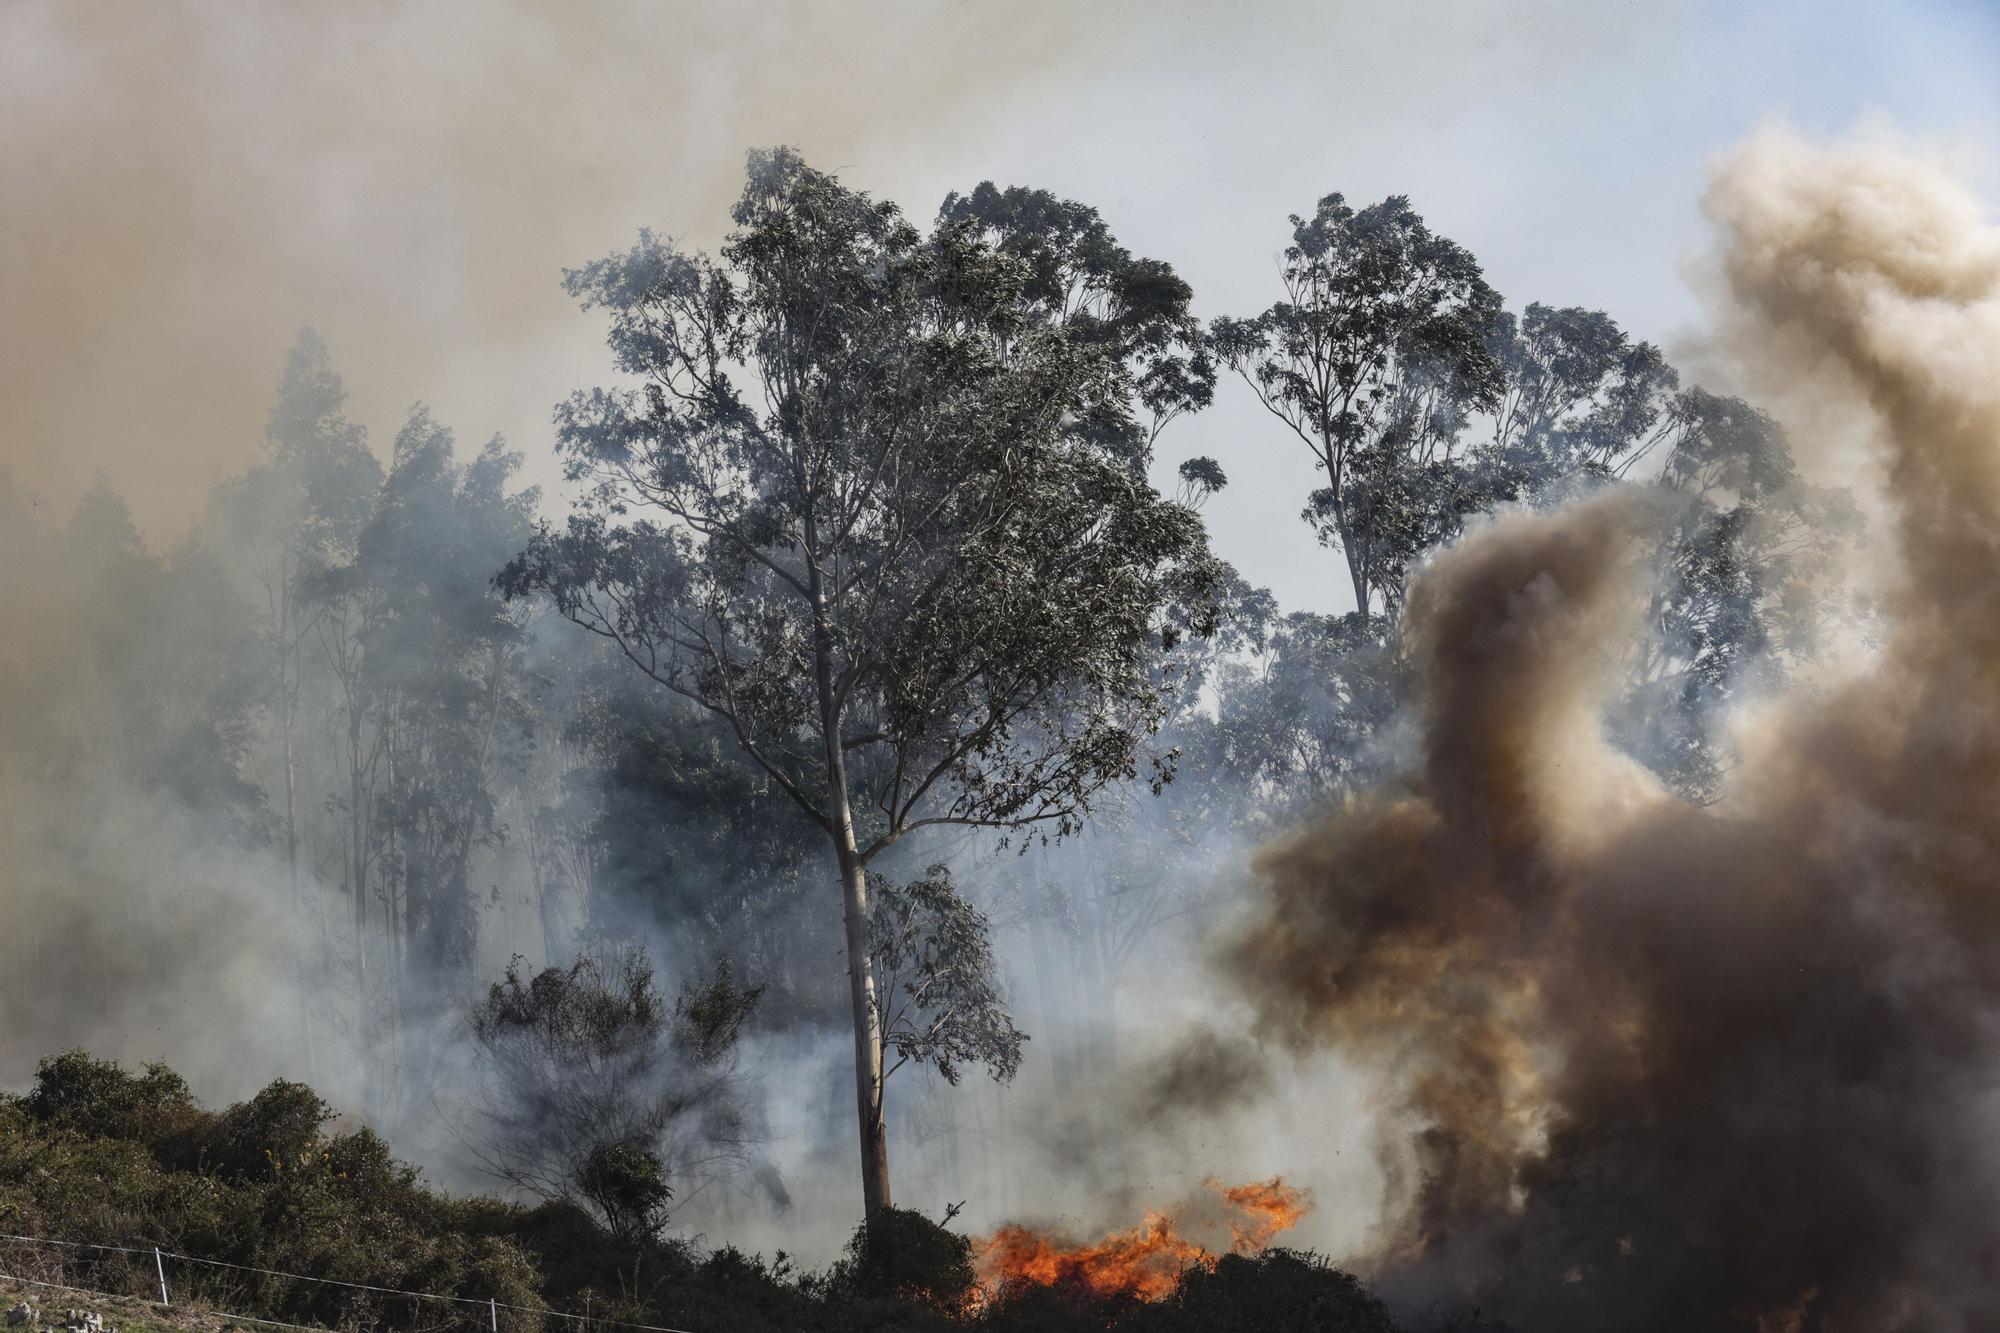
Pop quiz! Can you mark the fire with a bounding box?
[1217,1177,1311,1252]
[976,1210,1211,1302]
[972,1177,1311,1302]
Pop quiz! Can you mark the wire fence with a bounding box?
[0,1235,699,1333]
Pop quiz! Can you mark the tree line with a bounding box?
[0,146,1857,1237]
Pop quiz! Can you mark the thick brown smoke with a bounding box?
[1222,133,2000,1331]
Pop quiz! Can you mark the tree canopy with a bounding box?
[501,147,1222,1216]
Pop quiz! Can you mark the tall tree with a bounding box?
[937,182,1214,459]
[1211,193,1503,614]
[1479,301,1678,496]
[502,148,1220,1216]
[290,408,538,1124]
[347,411,537,1002]
[207,329,381,1074]
[1215,609,1402,813]
[540,664,832,1028]
[0,479,271,1046]
[1616,388,1862,801]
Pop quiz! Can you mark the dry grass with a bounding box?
[0,1277,321,1333]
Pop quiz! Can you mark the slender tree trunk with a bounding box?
[522,791,565,966]
[282,692,318,1079]
[943,1080,964,1200]
[1319,435,1371,617]
[278,576,319,1080]
[1342,535,1370,619]
[807,557,892,1217]
[1024,852,1082,1130]
[835,844,892,1215]
[1078,897,1110,1063]
[348,701,374,1113]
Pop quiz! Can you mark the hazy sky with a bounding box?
[4,0,1996,614]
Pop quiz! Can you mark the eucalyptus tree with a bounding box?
[1215,609,1403,813]
[551,672,832,1029]
[1211,193,1503,615]
[502,148,1221,1216]
[868,863,1023,1091]
[937,182,1215,458]
[1616,388,1861,801]
[1479,301,1678,496]
[343,411,537,1008]
[0,479,270,1044]
[211,340,380,878]
[1472,305,1854,800]
[205,330,380,1073]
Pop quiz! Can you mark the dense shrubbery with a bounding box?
[2,1053,541,1332]
[0,1053,1401,1333]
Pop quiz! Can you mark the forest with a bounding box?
[9,133,1975,1333]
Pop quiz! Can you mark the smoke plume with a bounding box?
[0,0,1167,540]
[1220,132,2000,1330]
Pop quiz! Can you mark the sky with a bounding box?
[3,0,1997,615]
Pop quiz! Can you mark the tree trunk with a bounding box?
[808,556,892,1218]
[1078,893,1111,1063]
[281,663,317,1079]
[348,701,375,1116]
[1342,538,1370,620]
[836,844,892,1215]
[523,793,565,966]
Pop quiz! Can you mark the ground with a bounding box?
[0,1280,275,1333]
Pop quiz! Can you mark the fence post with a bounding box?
[153,1248,170,1307]
[490,1298,498,1333]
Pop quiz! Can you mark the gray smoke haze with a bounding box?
[0,0,1172,1223]
[1218,131,2000,1329]
[13,1,1987,620]
[0,480,309,1096]
[0,0,1395,1255]
[0,0,1170,535]
[7,0,2000,1298]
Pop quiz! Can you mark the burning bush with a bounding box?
[973,1248,1399,1333]
[972,1177,1311,1303]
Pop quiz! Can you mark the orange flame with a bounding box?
[1217,1177,1311,1252]
[973,1177,1311,1302]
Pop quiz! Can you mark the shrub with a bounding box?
[208,1080,334,1182]
[21,1050,205,1154]
[1150,1248,1402,1332]
[832,1205,976,1312]
[464,950,766,1235]
[576,1142,671,1241]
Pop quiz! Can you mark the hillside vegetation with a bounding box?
[0,1053,1402,1333]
